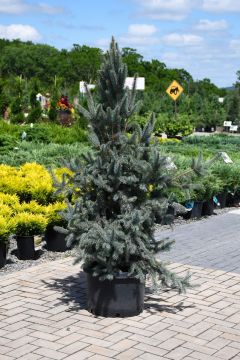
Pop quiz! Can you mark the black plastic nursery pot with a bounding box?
[0,243,7,268]
[16,235,35,260]
[202,200,214,216]
[87,273,145,317]
[184,201,203,219]
[45,227,68,252]
[226,192,240,207]
[195,126,205,132]
[217,192,227,208]
[205,125,216,133]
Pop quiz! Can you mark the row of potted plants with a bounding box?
[171,165,240,221]
[0,163,75,268]
[0,190,68,268]
[1,162,240,267]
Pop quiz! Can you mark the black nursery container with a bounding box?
[87,273,145,317]
[16,235,35,260]
[45,227,68,252]
[217,192,227,208]
[202,200,215,216]
[184,201,203,219]
[0,243,7,268]
[226,192,240,207]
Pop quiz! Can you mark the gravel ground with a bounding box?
[0,206,238,276]
[0,237,78,276]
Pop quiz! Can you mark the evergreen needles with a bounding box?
[60,38,195,293]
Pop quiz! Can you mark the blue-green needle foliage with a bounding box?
[60,38,192,293]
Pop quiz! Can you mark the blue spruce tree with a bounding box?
[60,38,194,293]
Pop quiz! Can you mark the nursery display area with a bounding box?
[1,113,240,272]
[1,3,240,359]
[1,38,240,321]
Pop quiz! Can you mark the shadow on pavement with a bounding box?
[43,272,195,316]
[42,271,88,312]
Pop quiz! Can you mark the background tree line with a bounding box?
[0,38,239,133]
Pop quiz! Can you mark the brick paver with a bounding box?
[156,209,240,273]
[0,257,240,359]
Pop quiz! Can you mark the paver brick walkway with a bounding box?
[156,209,240,274]
[1,258,240,360]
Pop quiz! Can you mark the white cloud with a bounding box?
[133,0,196,20]
[202,0,240,12]
[37,3,64,14]
[128,24,157,36]
[0,24,41,41]
[132,0,240,19]
[119,35,159,47]
[120,24,159,47]
[195,19,228,31]
[161,38,239,86]
[96,24,159,49]
[230,39,240,55]
[0,0,27,14]
[95,38,109,49]
[0,0,64,15]
[163,33,204,46]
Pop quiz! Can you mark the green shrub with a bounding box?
[192,174,224,201]
[0,94,9,117]
[0,134,17,153]
[212,163,240,194]
[11,97,22,115]
[131,113,149,128]
[0,120,21,137]
[27,106,42,123]
[23,125,51,143]
[11,112,25,124]
[46,122,88,144]
[0,142,90,168]
[155,113,194,137]
[48,107,58,122]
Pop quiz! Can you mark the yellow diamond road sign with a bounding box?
[166,80,184,101]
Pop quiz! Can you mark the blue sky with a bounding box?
[0,0,240,87]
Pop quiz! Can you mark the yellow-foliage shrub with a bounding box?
[0,164,72,239]
[0,192,19,206]
[44,201,67,227]
[0,215,13,243]
[53,167,74,181]
[0,204,13,218]
[0,163,73,205]
[13,200,47,215]
[10,212,48,236]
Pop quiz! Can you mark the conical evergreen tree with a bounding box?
[60,38,194,292]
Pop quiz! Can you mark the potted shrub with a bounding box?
[193,174,223,216]
[11,212,47,260]
[0,194,17,268]
[58,39,201,317]
[212,163,240,207]
[169,160,204,219]
[182,181,205,219]
[44,202,68,252]
[0,216,12,268]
